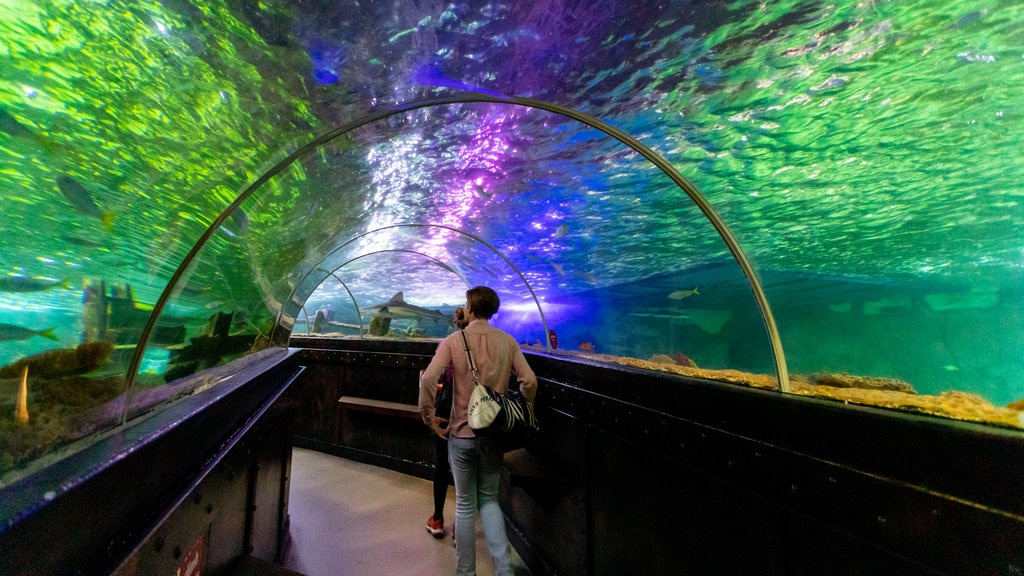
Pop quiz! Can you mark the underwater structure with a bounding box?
[0,0,1022,574]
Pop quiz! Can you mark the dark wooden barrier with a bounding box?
[290,337,1024,576]
[0,349,305,576]
[10,335,1015,576]
[291,339,439,478]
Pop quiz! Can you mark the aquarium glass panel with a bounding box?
[3,0,1024,481]
[238,101,773,381]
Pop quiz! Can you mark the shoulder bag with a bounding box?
[461,330,539,451]
[434,366,453,420]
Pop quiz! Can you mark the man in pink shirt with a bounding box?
[419,286,537,576]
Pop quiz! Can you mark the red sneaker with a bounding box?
[426,515,444,538]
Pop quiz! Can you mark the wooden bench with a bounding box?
[338,396,421,420]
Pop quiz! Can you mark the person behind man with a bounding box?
[418,286,538,576]
[421,306,469,538]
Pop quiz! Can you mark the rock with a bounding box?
[811,372,916,394]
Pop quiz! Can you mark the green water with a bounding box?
[1,0,1023,478]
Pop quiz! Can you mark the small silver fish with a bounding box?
[668,287,700,300]
[554,224,569,238]
[0,323,58,342]
[61,234,108,249]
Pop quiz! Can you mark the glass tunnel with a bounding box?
[1,0,1023,485]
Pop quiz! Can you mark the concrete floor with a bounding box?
[283,447,531,576]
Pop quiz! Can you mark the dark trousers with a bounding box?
[433,434,450,518]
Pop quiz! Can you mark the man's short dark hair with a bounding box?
[466,286,500,319]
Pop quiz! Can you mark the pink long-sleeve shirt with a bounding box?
[419,319,537,439]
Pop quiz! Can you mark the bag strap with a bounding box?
[459,329,480,385]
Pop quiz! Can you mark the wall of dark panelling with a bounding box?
[291,338,1024,576]
[293,340,439,478]
[7,335,1018,576]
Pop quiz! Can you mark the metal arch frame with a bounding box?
[298,272,366,336]
[296,248,472,338]
[330,272,364,335]
[299,305,310,336]
[271,223,550,348]
[125,92,789,420]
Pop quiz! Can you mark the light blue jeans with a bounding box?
[448,435,513,576]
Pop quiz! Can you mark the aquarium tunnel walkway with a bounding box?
[1,337,1022,576]
[1,96,1022,576]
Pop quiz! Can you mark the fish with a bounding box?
[57,175,115,232]
[0,107,36,139]
[0,275,70,292]
[0,107,55,154]
[360,292,453,325]
[472,183,491,200]
[411,64,505,98]
[950,9,986,29]
[61,234,110,250]
[305,38,346,85]
[554,224,569,238]
[219,207,249,237]
[0,323,58,342]
[668,287,700,300]
[0,341,113,379]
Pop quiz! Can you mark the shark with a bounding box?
[360,292,453,325]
